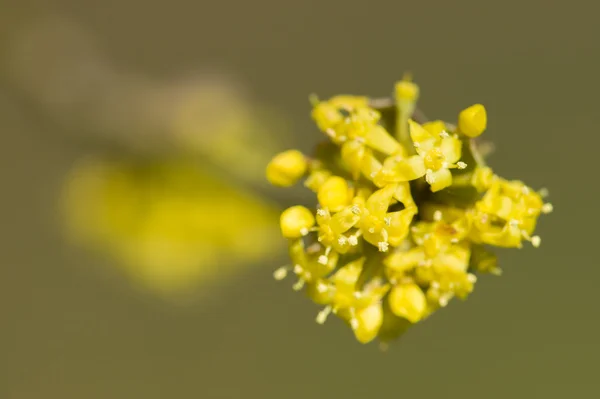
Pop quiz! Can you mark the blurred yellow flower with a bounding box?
[62,157,280,297]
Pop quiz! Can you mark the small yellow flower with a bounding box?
[266,149,307,187]
[376,120,465,192]
[280,205,315,238]
[359,183,417,250]
[458,104,487,138]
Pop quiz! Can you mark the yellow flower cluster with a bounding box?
[63,157,279,297]
[266,77,552,344]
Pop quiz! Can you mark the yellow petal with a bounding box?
[386,208,417,246]
[360,151,383,182]
[408,119,433,146]
[384,247,424,273]
[427,168,452,192]
[365,184,397,218]
[365,125,402,155]
[341,140,366,180]
[422,120,447,136]
[390,155,427,182]
[330,206,361,234]
[389,283,427,323]
[353,303,384,344]
[440,136,462,164]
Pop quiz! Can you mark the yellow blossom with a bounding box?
[266,77,551,345]
[376,120,465,192]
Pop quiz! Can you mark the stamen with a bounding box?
[378,242,389,252]
[316,282,329,293]
[467,273,477,283]
[433,210,443,221]
[316,306,332,324]
[273,266,289,281]
[425,169,435,184]
[292,279,305,291]
[317,209,327,217]
[439,295,450,307]
[293,264,303,274]
[457,161,467,169]
[338,236,348,246]
[542,203,553,214]
[439,130,450,138]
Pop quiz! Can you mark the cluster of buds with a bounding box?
[266,77,552,345]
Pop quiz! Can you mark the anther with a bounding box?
[273,266,289,281]
[316,306,332,324]
[348,235,359,246]
[292,279,305,291]
[316,282,329,293]
[378,242,389,252]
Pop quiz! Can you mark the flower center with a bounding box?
[424,148,445,170]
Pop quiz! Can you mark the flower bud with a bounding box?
[353,303,384,344]
[389,283,427,323]
[317,176,351,212]
[280,206,315,238]
[395,78,420,103]
[266,150,307,187]
[458,104,487,138]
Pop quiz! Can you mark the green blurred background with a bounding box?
[0,0,596,397]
